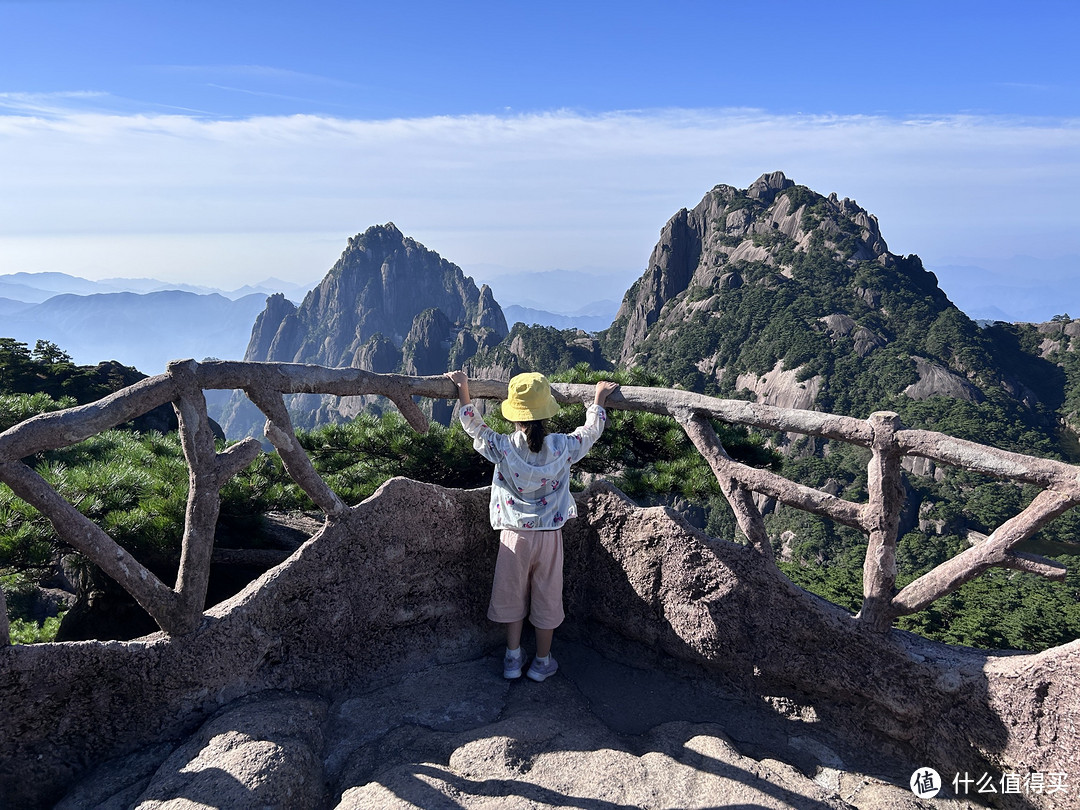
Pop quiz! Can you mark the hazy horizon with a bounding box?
[4,250,1077,326]
[1,1,1077,322]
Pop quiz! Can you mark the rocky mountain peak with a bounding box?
[605,172,901,367]
[474,284,506,334]
[248,225,507,368]
[746,170,795,202]
[598,173,1034,427]
[243,292,299,362]
[344,221,403,252]
[223,225,511,435]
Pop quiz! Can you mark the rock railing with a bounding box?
[1,359,1077,640]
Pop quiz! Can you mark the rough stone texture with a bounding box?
[735,360,822,410]
[819,313,888,357]
[3,479,1078,809]
[903,356,985,403]
[336,716,851,809]
[353,333,402,374]
[902,455,944,482]
[747,170,795,201]
[56,693,327,810]
[402,308,455,377]
[54,643,967,810]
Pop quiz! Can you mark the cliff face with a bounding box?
[1032,317,1080,435]
[222,224,511,435]
[606,170,897,372]
[601,171,1055,427]
[244,292,301,363]
[245,223,508,367]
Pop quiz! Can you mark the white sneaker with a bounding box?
[503,651,526,679]
[526,655,558,682]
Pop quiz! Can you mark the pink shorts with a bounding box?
[487,528,564,630]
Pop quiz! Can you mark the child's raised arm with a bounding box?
[594,380,619,408]
[446,370,471,406]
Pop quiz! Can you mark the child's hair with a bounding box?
[521,420,547,453]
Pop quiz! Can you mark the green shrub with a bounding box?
[8,615,63,645]
[0,392,77,432]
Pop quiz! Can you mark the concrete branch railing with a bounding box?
[1,359,1078,640]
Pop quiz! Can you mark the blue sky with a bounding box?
[1,0,1078,319]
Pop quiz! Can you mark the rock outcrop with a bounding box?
[904,356,985,403]
[251,223,507,366]
[3,479,1077,809]
[219,224,510,435]
[819,313,887,358]
[734,360,822,410]
[1032,317,1080,435]
[606,171,904,366]
[467,322,614,383]
[244,292,301,364]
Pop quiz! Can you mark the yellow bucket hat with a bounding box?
[501,372,559,422]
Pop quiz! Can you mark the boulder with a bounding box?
[735,361,822,410]
[903,356,984,403]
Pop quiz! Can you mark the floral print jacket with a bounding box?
[458,402,608,530]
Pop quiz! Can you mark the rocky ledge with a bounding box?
[57,641,956,809]
[2,478,1076,809]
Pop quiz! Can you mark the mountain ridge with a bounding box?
[503,303,618,332]
[220,223,511,434]
[2,290,271,373]
[0,271,315,303]
[599,170,1065,447]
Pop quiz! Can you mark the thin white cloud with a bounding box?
[203,83,355,108]
[0,90,214,117]
[0,91,111,115]
[158,64,361,88]
[0,106,1076,313]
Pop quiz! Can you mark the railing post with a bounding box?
[858,411,905,632]
[171,361,226,627]
[0,459,191,634]
[171,361,263,629]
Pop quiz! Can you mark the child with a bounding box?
[446,370,619,681]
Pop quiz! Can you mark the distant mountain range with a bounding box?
[2,290,271,374]
[926,260,1080,324]
[0,271,316,304]
[0,272,318,372]
[503,302,619,332]
[0,271,613,375]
